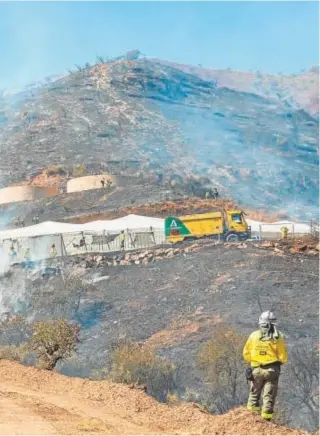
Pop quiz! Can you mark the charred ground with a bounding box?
[0,241,318,430]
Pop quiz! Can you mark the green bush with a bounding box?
[27,319,80,370]
[110,341,177,402]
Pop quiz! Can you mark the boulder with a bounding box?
[120,260,130,266]
[306,250,318,255]
[95,255,103,265]
[296,245,308,252]
[273,247,283,253]
[261,241,274,248]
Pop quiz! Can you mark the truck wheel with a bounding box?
[183,236,197,242]
[225,233,239,242]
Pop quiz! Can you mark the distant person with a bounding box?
[79,236,86,248]
[32,216,39,225]
[50,244,57,258]
[213,188,219,199]
[280,225,289,240]
[120,231,126,251]
[23,247,31,262]
[205,191,210,200]
[101,179,105,188]
[243,311,287,421]
[9,245,17,263]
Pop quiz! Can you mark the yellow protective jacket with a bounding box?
[243,330,287,367]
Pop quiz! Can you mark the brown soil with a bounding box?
[65,197,291,225]
[0,361,307,435]
[68,198,239,223]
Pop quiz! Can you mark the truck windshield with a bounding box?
[231,213,242,223]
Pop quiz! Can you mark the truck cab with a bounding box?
[224,210,251,241]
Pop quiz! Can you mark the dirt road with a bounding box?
[0,361,307,435]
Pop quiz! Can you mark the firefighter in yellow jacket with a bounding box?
[280,225,289,239]
[243,311,287,421]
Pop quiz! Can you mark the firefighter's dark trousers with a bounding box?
[247,362,280,420]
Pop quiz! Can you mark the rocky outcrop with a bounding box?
[254,238,319,255]
[79,241,219,268]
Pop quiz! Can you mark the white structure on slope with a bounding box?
[0,215,166,266]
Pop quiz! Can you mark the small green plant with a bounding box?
[27,319,80,370]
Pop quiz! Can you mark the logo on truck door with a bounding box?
[170,220,178,228]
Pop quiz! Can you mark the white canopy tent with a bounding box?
[0,215,166,263]
[0,221,81,239]
[246,219,316,235]
[81,214,165,232]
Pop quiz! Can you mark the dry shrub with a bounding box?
[27,319,80,370]
[0,315,32,345]
[166,391,180,405]
[72,163,87,177]
[45,165,66,176]
[0,344,28,362]
[76,418,108,433]
[283,343,319,431]
[197,324,247,413]
[110,341,177,402]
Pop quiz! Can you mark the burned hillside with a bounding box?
[0,242,318,431]
[0,58,318,218]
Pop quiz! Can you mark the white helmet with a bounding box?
[258,311,277,326]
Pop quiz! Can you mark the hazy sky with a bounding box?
[0,1,319,89]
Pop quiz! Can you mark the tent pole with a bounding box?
[61,234,68,256]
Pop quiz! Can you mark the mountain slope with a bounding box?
[157,60,319,116]
[0,58,318,218]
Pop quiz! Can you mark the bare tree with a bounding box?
[197,324,247,413]
[284,342,319,431]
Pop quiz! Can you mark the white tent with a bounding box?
[246,219,315,234]
[0,221,80,240]
[79,214,164,232]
